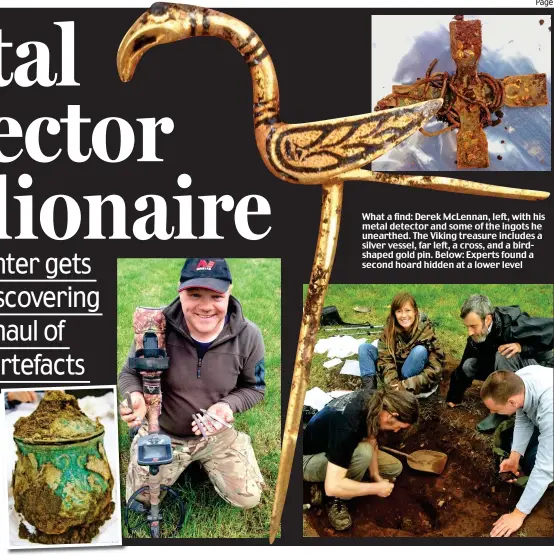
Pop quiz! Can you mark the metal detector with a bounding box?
[124,308,185,538]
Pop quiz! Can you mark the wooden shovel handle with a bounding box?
[380,445,414,462]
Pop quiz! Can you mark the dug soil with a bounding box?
[304,358,554,538]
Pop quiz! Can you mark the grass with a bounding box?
[117,258,281,538]
[307,283,553,392]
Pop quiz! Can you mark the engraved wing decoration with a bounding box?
[265,99,443,184]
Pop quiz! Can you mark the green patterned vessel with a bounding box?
[13,391,114,536]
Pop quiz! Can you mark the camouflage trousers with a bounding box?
[126,425,265,509]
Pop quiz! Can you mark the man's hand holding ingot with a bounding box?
[490,509,526,537]
[7,391,38,404]
[192,402,234,436]
[497,342,522,359]
[208,401,234,423]
[119,391,146,428]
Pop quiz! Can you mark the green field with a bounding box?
[308,283,553,392]
[117,258,281,538]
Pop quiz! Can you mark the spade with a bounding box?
[381,445,448,475]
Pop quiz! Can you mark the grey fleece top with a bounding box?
[513,365,553,515]
[119,296,265,438]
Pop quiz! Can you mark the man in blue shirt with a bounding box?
[480,366,553,537]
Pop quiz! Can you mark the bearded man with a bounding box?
[445,294,553,432]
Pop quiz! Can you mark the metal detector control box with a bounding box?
[137,434,173,466]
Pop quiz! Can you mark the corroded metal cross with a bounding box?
[376,17,549,169]
[117,4,549,544]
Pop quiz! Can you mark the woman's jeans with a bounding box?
[358,343,428,380]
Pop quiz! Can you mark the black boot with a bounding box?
[361,375,377,390]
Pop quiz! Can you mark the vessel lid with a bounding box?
[13,390,104,444]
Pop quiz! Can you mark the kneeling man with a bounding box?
[480,366,553,537]
[303,388,419,531]
[119,258,266,511]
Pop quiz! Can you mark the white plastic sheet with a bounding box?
[340,359,362,377]
[304,387,333,411]
[314,335,368,359]
[323,358,343,369]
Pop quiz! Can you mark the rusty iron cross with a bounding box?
[376,17,549,169]
[117,4,549,543]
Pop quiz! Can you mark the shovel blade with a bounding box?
[407,449,448,475]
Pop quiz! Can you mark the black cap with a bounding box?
[178,258,232,294]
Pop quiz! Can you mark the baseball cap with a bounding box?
[178,258,232,294]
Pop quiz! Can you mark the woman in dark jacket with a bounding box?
[358,292,445,395]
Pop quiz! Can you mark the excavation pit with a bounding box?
[304,382,553,538]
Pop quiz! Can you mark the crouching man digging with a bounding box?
[303,389,419,531]
[119,258,266,514]
[480,366,553,537]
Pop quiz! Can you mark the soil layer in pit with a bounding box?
[305,384,553,538]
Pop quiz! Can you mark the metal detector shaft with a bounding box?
[322,325,384,332]
[147,469,162,538]
[341,331,382,336]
